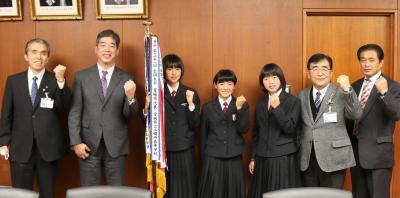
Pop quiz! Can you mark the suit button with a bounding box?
[223,130,226,134]
[172,111,175,114]
[102,108,105,112]
[223,141,227,144]
[172,122,175,125]
[32,115,36,118]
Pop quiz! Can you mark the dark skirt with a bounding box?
[198,155,246,198]
[165,147,197,198]
[247,153,301,198]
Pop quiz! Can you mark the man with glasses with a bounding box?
[297,53,362,188]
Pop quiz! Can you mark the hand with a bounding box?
[186,90,195,106]
[236,95,246,110]
[249,160,255,174]
[337,75,351,91]
[73,143,91,159]
[124,80,136,100]
[269,93,280,108]
[0,146,9,160]
[144,95,150,115]
[375,76,388,94]
[53,65,66,83]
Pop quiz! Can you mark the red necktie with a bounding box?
[171,90,176,100]
[223,102,228,115]
[268,105,273,112]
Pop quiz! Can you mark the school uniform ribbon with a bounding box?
[144,34,167,198]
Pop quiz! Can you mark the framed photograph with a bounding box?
[30,0,83,20]
[95,0,148,19]
[0,0,22,21]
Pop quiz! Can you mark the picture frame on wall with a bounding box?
[95,0,148,19]
[0,0,22,21]
[30,0,83,20]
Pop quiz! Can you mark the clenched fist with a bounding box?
[236,95,246,110]
[124,80,136,100]
[269,93,280,108]
[375,76,388,94]
[337,75,351,91]
[53,64,66,83]
[186,90,195,106]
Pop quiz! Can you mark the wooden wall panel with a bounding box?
[304,0,397,9]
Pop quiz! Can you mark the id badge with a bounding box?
[323,106,337,123]
[40,92,54,109]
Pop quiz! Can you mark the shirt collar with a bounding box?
[167,83,180,94]
[366,71,381,82]
[218,95,232,107]
[313,83,330,97]
[28,68,45,80]
[97,64,115,75]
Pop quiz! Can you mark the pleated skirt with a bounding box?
[198,155,246,198]
[165,147,197,198]
[247,153,301,198]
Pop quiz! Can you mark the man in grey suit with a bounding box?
[298,53,362,188]
[348,44,400,198]
[68,29,138,186]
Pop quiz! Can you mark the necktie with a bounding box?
[353,78,371,135]
[101,70,108,97]
[315,91,322,109]
[171,90,176,100]
[31,76,38,105]
[360,78,371,110]
[268,104,273,112]
[222,102,228,115]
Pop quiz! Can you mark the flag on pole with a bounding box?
[144,33,167,198]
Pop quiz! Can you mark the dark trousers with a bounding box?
[301,147,345,188]
[10,141,57,198]
[351,165,392,198]
[79,138,126,186]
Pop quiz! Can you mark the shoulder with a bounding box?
[115,67,134,80]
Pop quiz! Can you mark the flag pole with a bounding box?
[143,20,158,198]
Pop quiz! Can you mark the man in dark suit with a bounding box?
[347,44,400,198]
[68,29,138,186]
[40,0,72,6]
[0,38,71,198]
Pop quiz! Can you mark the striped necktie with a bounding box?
[314,91,322,109]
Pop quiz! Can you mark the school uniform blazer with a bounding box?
[298,83,362,172]
[0,70,71,163]
[250,91,300,159]
[347,75,400,169]
[68,66,138,157]
[165,83,200,151]
[200,97,250,158]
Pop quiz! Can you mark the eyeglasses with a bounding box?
[309,67,331,73]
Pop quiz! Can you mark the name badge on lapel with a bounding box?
[40,92,54,109]
[323,106,337,123]
[232,114,236,122]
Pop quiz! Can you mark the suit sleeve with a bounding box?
[186,90,201,130]
[236,102,250,134]
[271,97,301,136]
[68,74,83,146]
[380,81,400,120]
[200,104,209,157]
[122,76,138,118]
[0,77,13,146]
[250,105,260,160]
[344,89,362,120]
[54,78,72,111]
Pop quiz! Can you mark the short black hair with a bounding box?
[25,38,50,56]
[213,69,237,85]
[162,54,185,79]
[259,63,286,93]
[307,53,333,70]
[357,44,384,62]
[96,29,120,48]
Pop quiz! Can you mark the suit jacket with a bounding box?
[298,83,362,172]
[347,75,400,169]
[0,70,71,163]
[251,91,300,159]
[68,66,138,157]
[200,97,250,158]
[165,83,200,151]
